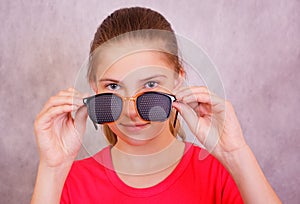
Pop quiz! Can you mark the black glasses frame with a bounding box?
[83,91,178,130]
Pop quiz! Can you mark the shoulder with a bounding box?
[61,146,114,203]
[183,143,243,203]
[184,142,229,179]
[66,146,111,182]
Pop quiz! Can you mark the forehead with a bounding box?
[96,51,175,81]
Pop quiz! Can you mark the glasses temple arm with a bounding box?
[173,109,179,129]
[92,121,98,130]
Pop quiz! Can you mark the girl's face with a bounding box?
[94,51,181,146]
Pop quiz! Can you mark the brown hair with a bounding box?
[88,7,185,145]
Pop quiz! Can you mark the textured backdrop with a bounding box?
[0,0,299,203]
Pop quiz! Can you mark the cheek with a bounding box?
[107,123,121,136]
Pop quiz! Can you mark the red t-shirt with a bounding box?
[61,143,243,203]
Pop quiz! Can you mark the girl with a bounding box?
[31,7,281,203]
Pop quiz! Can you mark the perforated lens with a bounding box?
[136,92,173,121]
[84,92,175,124]
[85,93,122,124]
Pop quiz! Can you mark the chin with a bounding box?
[122,136,155,146]
[108,121,169,146]
[117,130,159,146]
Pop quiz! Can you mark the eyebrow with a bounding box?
[138,74,167,83]
[98,78,120,83]
[98,74,167,83]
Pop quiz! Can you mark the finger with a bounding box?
[43,95,84,110]
[55,87,82,97]
[39,88,90,116]
[172,101,219,151]
[172,101,206,140]
[198,103,212,117]
[36,105,78,130]
[175,87,216,105]
[74,106,88,136]
[176,86,216,99]
[178,88,227,114]
[38,96,82,118]
[177,96,212,117]
[174,86,215,99]
[180,92,222,106]
[174,87,216,116]
[52,88,89,100]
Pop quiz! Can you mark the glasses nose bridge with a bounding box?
[122,96,137,111]
[122,95,139,119]
[123,96,136,102]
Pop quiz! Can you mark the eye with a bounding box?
[106,83,120,91]
[145,81,158,89]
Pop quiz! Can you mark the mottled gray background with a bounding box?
[1,0,299,203]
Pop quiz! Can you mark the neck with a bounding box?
[111,127,185,175]
[111,139,185,175]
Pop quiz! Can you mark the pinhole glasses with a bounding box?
[83,91,178,127]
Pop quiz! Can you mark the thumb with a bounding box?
[172,101,203,139]
[74,105,88,135]
[173,101,219,153]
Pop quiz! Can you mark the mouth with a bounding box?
[120,123,150,131]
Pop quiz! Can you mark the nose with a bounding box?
[123,97,139,120]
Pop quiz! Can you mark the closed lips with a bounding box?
[121,123,150,127]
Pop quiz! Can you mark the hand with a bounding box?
[34,88,88,167]
[173,86,246,158]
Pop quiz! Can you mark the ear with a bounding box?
[173,68,185,90]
